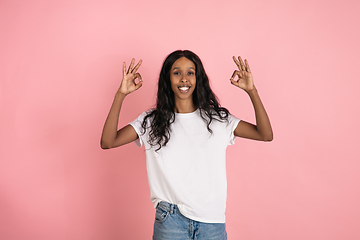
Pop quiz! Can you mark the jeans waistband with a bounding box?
[157,201,178,215]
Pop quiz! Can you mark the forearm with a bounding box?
[100,92,126,149]
[247,87,273,141]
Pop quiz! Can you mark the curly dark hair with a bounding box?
[141,50,229,151]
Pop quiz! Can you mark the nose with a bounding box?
[181,75,188,83]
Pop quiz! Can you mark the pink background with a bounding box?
[1,0,360,239]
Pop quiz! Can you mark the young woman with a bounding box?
[101,50,273,240]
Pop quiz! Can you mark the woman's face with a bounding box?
[169,57,196,102]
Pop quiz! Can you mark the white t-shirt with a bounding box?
[129,109,240,223]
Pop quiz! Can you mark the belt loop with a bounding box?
[170,204,174,214]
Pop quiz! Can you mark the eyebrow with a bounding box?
[172,67,195,70]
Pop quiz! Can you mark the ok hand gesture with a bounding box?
[230,56,255,92]
[118,58,143,96]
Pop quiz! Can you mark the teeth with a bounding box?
[179,87,189,91]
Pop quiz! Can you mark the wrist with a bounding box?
[115,91,127,100]
[245,86,257,94]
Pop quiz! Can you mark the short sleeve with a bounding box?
[228,114,241,145]
[129,111,148,147]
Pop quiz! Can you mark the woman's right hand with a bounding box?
[118,58,143,96]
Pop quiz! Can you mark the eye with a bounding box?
[187,71,195,76]
[173,72,181,75]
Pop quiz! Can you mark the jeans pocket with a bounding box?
[155,204,169,223]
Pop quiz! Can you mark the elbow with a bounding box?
[264,137,273,142]
[258,130,273,142]
[263,133,273,142]
[100,144,110,150]
[100,140,112,150]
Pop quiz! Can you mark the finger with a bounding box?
[232,56,241,70]
[230,78,238,86]
[134,72,142,81]
[244,59,251,73]
[134,73,143,90]
[131,59,142,73]
[230,70,239,80]
[238,56,245,71]
[123,62,126,76]
[127,58,135,74]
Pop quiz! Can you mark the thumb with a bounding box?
[230,78,238,86]
[134,73,143,90]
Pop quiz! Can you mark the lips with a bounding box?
[178,86,190,93]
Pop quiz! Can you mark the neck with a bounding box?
[174,99,196,113]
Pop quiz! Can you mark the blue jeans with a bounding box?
[153,201,227,240]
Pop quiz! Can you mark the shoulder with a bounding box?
[134,109,155,120]
[227,112,240,122]
[130,109,154,128]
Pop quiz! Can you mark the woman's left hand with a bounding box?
[230,56,255,92]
